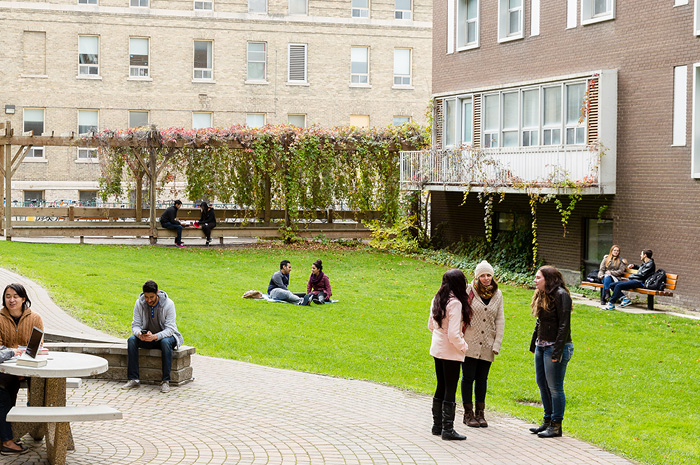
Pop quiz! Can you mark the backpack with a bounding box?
[644,269,666,291]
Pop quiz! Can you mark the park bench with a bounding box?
[580,271,679,310]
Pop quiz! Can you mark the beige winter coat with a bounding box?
[598,254,628,280]
[428,295,469,362]
[0,306,44,348]
[464,284,505,363]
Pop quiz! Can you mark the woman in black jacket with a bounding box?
[197,202,216,245]
[528,266,574,438]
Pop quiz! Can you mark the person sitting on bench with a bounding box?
[605,249,655,310]
[160,200,185,247]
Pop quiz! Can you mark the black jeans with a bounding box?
[201,222,216,241]
[461,357,492,404]
[161,221,183,244]
[0,374,20,442]
[433,357,461,403]
[311,292,327,304]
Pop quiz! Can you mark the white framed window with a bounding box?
[498,0,523,42]
[444,99,457,147]
[77,109,98,159]
[457,0,479,49]
[195,0,213,10]
[289,0,307,15]
[129,37,149,78]
[501,91,519,147]
[352,0,369,18]
[393,116,411,125]
[288,114,306,127]
[78,35,99,76]
[129,110,149,128]
[130,0,148,7]
[247,42,267,81]
[690,63,700,177]
[393,48,411,86]
[395,0,411,19]
[351,47,369,85]
[288,43,307,83]
[246,113,265,127]
[582,0,615,25]
[193,40,213,80]
[461,98,473,145]
[23,108,44,158]
[673,65,688,146]
[350,114,370,128]
[79,190,98,206]
[543,86,562,145]
[249,0,266,13]
[24,191,44,206]
[78,0,97,4]
[193,112,212,129]
[483,94,499,147]
[522,88,539,146]
[565,83,586,145]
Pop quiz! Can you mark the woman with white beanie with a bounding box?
[461,260,505,428]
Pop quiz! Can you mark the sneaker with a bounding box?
[606,302,615,310]
[620,298,632,308]
[176,243,185,248]
[160,381,170,393]
[121,379,140,389]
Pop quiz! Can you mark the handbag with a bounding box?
[585,270,602,284]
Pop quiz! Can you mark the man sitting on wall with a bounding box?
[268,260,311,305]
[605,249,655,310]
[160,200,185,247]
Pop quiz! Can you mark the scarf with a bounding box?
[474,279,496,301]
[309,271,325,288]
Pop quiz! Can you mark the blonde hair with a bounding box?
[530,266,569,317]
[605,245,621,268]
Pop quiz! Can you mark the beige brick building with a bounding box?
[0,0,432,204]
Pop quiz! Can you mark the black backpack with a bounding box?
[644,269,667,291]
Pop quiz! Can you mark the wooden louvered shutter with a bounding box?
[473,94,481,148]
[434,99,444,150]
[288,44,307,83]
[586,78,599,144]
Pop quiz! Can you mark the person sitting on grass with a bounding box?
[606,249,655,310]
[268,260,311,305]
[305,259,332,304]
[160,200,185,247]
[122,280,184,393]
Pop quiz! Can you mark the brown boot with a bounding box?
[475,401,488,427]
[462,403,480,427]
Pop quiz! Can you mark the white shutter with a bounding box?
[288,43,307,83]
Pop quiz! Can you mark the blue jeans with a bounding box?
[161,221,183,244]
[269,288,302,304]
[602,275,614,293]
[609,280,642,304]
[127,335,177,382]
[534,343,573,422]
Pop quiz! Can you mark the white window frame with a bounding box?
[77,109,99,160]
[288,114,306,127]
[695,0,700,35]
[673,65,688,147]
[501,91,519,147]
[350,46,370,86]
[193,40,213,81]
[460,98,473,146]
[581,0,615,25]
[497,0,524,43]
[393,116,411,126]
[566,0,577,28]
[287,43,308,84]
[352,0,369,18]
[443,98,457,147]
[246,113,266,128]
[129,37,150,78]
[394,0,411,20]
[521,87,540,146]
[194,0,213,10]
[247,41,267,82]
[78,35,99,76]
[457,0,479,50]
[690,63,700,177]
[130,0,148,7]
[128,110,149,128]
[565,82,586,145]
[483,93,499,147]
[542,85,562,146]
[393,48,411,87]
[192,112,213,129]
[289,0,307,15]
[23,108,45,159]
[249,0,267,13]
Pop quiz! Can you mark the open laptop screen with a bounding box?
[24,326,44,359]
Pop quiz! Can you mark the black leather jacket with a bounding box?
[529,286,572,361]
[628,259,655,283]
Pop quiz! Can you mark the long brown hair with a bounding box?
[605,244,621,268]
[530,266,569,317]
[432,269,472,328]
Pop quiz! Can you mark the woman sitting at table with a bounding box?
[0,283,43,456]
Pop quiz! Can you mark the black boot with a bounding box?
[529,417,551,434]
[600,289,607,305]
[441,401,466,440]
[538,420,562,438]
[431,398,442,435]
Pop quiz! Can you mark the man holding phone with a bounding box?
[122,280,184,393]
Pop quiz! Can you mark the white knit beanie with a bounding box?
[474,260,494,279]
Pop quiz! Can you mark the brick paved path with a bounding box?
[0,268,635,464]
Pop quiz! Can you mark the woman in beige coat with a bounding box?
[598,244,628,305]
[428,268,472,441]
[461,261,504,428]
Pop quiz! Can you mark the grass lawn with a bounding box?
[0,241,698,465]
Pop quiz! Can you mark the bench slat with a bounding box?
[8,406,122,422]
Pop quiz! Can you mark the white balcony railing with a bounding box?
[400,145,603,193]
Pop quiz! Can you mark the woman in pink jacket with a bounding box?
[428,268,472,441]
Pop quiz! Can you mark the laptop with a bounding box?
[24,326,44,359]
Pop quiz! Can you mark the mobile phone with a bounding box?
[141,330,148,334]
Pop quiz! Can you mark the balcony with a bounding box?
[400,144,613,195]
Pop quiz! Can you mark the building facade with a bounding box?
[0,0,432,205]
[408,0,700,309]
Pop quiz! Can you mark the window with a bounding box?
[246,113,265,127]
[498,0,523,42]
[288,43,307,83]
[24,191,44,206]
[288,114,306,127]
[78,110,98,159]
[522,88,539,146]
[350,115,370,128]
[23,108,44,158]
[543,86,562,145]
[78,35,99,76]
[457,0,479,49]
[483,94,499,147]
[582,0,615,24]
[193,41,213,80]
[496,212,514,232]
[565,83,586,145]
[395,0,411,19]
[673,65,688,146]
[79,191,98,206]
[444,99,456,147]
[393,116,410,125]
[129,111,149,128]
[22,31,46,76]
[393,49,411,86]
[289,0,307,15]
[501,91,518,147]
[193,112,212,129]
[195,0,213,9]
[351,47,369,84]
[130,0,148,7]
[352,0,369,18]
[249,0,266,13]
[78,0,97,4]
[691,63,700,177]
[461,99,473,145]
[584,218,613,275]
[129,38,149,78]
[247,42,266,81]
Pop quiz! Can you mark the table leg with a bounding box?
[46,422,70,465]
[45,378,74,450]
[13,377,47,441]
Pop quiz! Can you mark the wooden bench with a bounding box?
[581,271,679,310]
